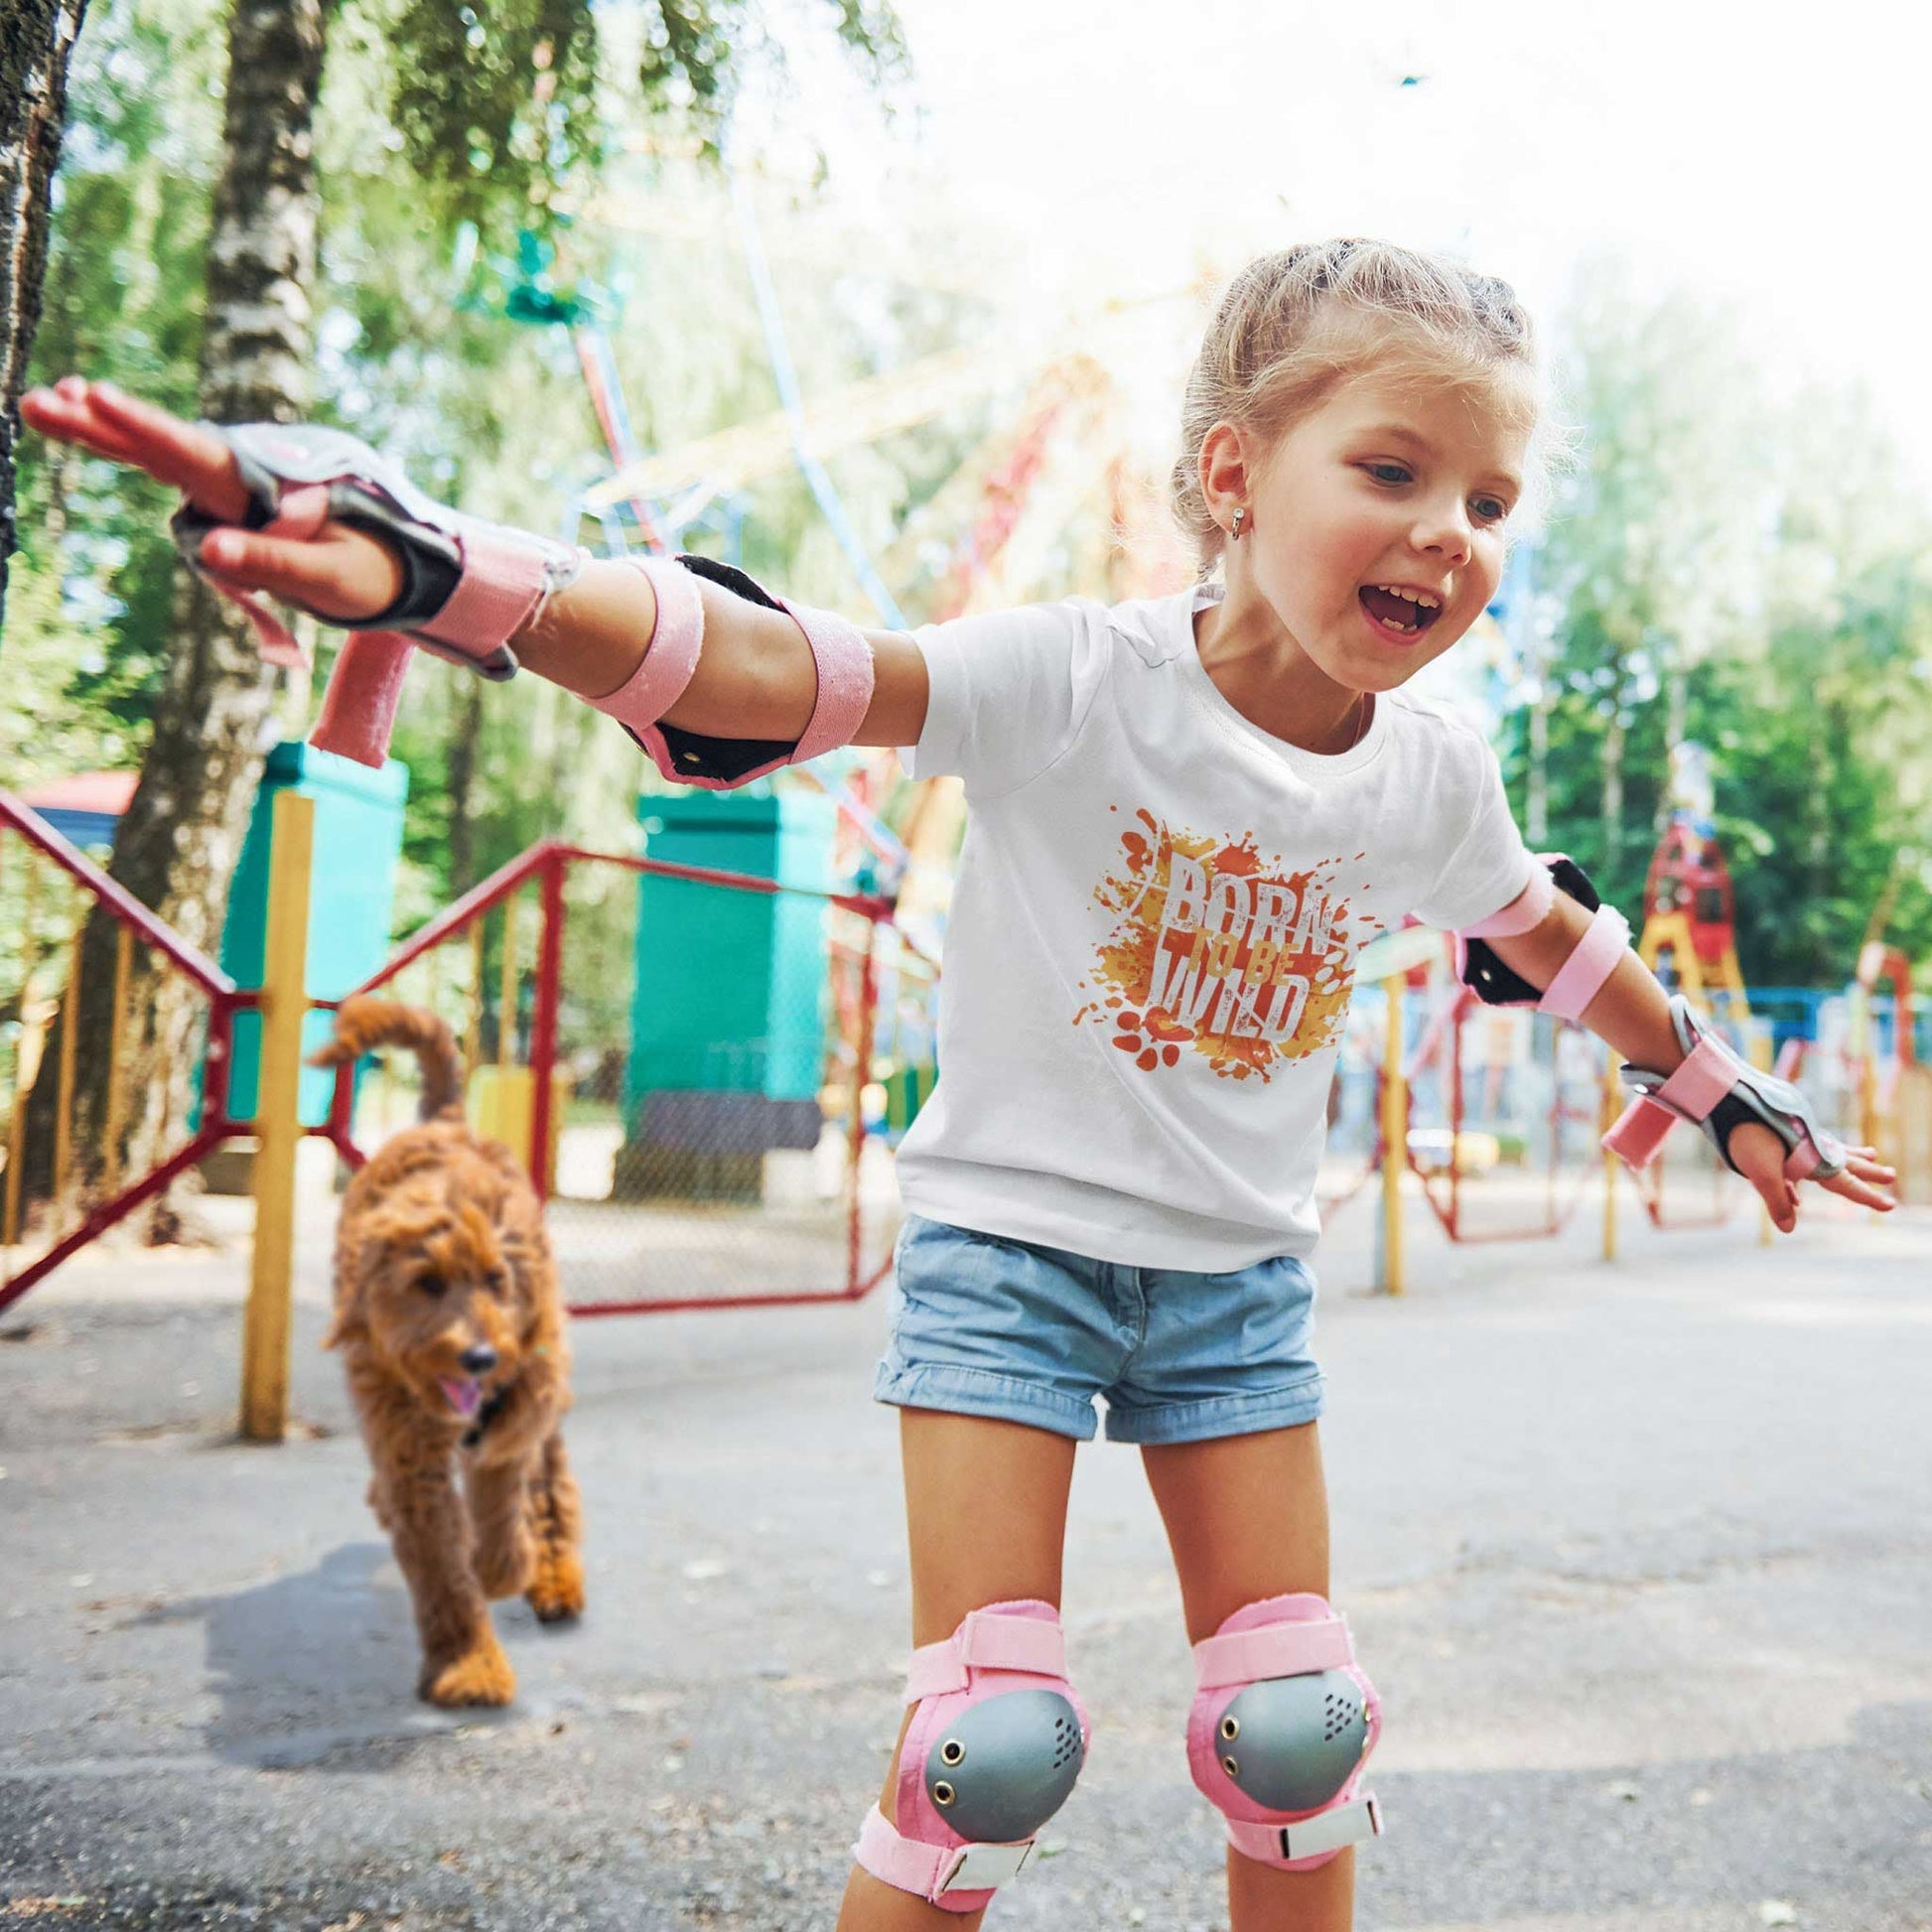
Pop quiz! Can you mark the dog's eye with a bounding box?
[483,1268,509,1296]
[415,1273,447,1298]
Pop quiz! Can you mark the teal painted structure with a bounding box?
[625,788,834,1120]
[219,741,410,1126]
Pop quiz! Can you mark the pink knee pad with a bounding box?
[852,1599,1088,1913]
[1188,1592,1384,1871]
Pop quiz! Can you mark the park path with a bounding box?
[1,1185,1928,1930]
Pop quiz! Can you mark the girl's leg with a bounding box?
[1141,1422,1354,1932]
[836,1409,1079,1932]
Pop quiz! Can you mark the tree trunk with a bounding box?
[447,674,485,897]
[22,0,325,1237]
[0,0,88,632]
[1601,709,1625,872]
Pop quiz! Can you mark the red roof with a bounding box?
[20,771,139,816]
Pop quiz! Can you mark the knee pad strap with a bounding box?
[1188,1592,1384,1872]
[852,1599,1088,1913]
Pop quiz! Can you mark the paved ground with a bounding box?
[2,1179,1928,1931]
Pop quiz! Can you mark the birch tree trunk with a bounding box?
[0,0,88,631]
[23,0,325,1234]
[1601,710,1625,872]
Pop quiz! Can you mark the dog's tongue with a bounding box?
[440,1376,483,1418]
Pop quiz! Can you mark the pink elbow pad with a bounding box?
[589,553,875,788]
[1453,854,1629,1021]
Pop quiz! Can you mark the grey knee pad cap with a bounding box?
[923,1688,1085,1844]
[1214,1669,1369,1814]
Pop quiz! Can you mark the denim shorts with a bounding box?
[874,1214,1326,1446]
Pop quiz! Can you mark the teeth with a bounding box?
[1374,584,1442,609]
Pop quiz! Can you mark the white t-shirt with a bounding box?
[895,584,1537,1270]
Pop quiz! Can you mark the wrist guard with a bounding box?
[173,422,587,765]
[1603,995,1849,1181]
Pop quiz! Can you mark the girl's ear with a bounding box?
[1197,420,1253,533]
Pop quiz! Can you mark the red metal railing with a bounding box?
[0,793,260,1311]
[318,838,904,1317]
[1401,985,1601,1245]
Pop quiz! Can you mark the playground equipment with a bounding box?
[1625,749,1752,1229]
[1850,926,1932,1204]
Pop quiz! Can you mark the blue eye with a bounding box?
[1366,462,1411,485]
[1471,496,1510,523]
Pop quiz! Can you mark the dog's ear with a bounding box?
[323,1269,370,1351]
[321,1307,364,1351]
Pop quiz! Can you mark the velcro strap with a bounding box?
[415,526,553,655]
[851,1805,1032,1903]
[197,571,309,669]
[1457,862,1555,939]
[1601,1095,1680,1169]
[1783,1128,1826,1181]
[776,597,875,762]
[593,556,707,732]
[1651,1033,1738,1122]
[1539,903,1629,1022]
[261,483,333,541]
[905,1608,1067,1702]
[1193,1615,1353,1691]
[1224,1793,1383,1866]
[940,1840,1034,1894]
[310,630,416,768]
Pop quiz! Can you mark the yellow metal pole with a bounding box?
[466,919,484,1086]
[101,925,133,1199]
[1379,973,1406,1296]
[240,790,315,1444]
[497,896,518,1070]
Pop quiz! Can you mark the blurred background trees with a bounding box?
[5,0,1931,1078]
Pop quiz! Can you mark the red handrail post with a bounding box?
[526,845,567,1201]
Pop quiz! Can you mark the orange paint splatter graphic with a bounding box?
[1077,813,1363,1082]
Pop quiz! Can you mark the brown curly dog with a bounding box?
[313,996,585,1707]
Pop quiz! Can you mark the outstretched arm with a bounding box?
[1483,890,1895,1231]
[19,377,932,749]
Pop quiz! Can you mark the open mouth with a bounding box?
[439,1376,485,1419]
[1358,583,1444,639]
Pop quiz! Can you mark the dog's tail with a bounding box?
[309,995,465,1122]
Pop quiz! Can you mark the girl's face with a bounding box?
[1224,370,1528,693]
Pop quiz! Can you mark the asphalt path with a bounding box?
[2,1186,1927,1930]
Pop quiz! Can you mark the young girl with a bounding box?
[24,238,1894,1931]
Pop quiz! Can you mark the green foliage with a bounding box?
[1501,264,1932,986]
[360,0,907,236]
[1,0,222,780]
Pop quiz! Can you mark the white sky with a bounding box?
[781,0,1931,487]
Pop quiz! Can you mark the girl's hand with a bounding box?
[1727,1121,1896,1232]
[20,377,402,624]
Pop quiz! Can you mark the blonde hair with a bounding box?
[1171,238,1545,573]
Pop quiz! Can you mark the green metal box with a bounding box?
[219,741,409,1126]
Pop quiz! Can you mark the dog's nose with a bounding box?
[459,1343,498,1375]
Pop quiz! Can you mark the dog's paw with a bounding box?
[526,1551,586,1623]
[420,1637,516,1708]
